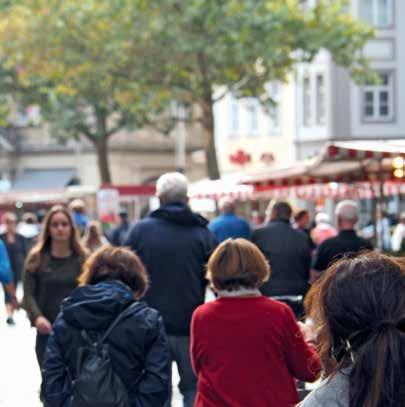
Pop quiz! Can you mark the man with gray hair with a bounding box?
[125,172,217,407]
[311,200,373,282]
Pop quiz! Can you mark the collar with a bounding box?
[217,287,261,298]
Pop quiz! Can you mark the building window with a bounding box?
[303,76,311,126]
[265,83,281,132]
[246,98,259,135]
[363,72,394,122]
[316,74,326,125]
[361,0,393,28]
[229,96,239,136]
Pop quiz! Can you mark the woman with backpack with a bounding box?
[300,253,405,407]
[42,246,170,407]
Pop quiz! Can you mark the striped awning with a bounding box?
[243,141,405,194]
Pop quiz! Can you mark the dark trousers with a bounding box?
[36,333,50,402]
[165,336,197,407]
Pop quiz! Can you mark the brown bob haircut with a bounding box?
[207,238,270,291]
[78,246,148,299]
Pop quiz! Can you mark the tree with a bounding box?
[0,0,173,184]
[145,0,375,179]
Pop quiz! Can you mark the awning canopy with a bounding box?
[11,168,78,191]
[189,178,253,201]
[243,141,405,192]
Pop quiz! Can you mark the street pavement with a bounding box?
[0,293,183,407]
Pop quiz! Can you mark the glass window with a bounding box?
[303,76,311,126]
[229,96,239,136]
[246,98,259,135]
[363,71,394,122]
[361,0,393,28]
[316,74,326,125]
[265,82,281,132]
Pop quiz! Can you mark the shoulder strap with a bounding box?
[100,302,141,344]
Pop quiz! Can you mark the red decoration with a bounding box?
[229,150,251,166]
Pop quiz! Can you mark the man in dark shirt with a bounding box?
[312,200,373,282]
[252,201,312,298]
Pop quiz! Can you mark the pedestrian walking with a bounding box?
[43,246,170,407]
[294,209,316,250]
[125,172,217,407]
[252,201,311,316]
[208,198,250,242]
[311,200,373,282]
[191,238,321,407]
[0,239,18,312]
[310,212,337,246]
[22,205,87,397]
[82,220,110,253]
[0,212,28,325]
[109,209,131,246]
[301,253,405,407]
[391,212,405,252]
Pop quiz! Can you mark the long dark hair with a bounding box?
[25,205,87,272]
[306,253,405,407]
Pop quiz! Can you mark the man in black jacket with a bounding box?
[252,201,311,315]
[125,172,217,407]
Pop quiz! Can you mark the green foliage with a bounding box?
[0,0,375,180]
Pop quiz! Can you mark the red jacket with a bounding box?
[191,296,321,407]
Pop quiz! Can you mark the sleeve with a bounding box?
[312,242,329,272]
[0,240,13,284]
[282,306,322,383]
[133,315,171,407]
[123,224,138,250]
[42,322,71,407]
[391,225,403,252]
[22,265,42,325]
[190,308,202,375]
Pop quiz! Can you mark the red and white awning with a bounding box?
[243,141,405,193]
[188,178,253,201]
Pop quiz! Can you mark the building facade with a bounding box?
[294,0,405,159]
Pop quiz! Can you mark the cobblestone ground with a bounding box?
[0,290,183,407]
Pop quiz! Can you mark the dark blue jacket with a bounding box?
[124,203,217,336]
[252,220,311,296]
[43,281,170,407]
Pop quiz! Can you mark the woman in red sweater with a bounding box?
[191,238,321,407]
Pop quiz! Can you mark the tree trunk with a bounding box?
[94,137,112,185]
[201,99,220,180]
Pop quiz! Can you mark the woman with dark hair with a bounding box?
[22,205,87,381]
[301,253,405,407]
[42,246,170,407]
[191,238,321,407]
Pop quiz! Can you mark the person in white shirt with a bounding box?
[391,212,405,252]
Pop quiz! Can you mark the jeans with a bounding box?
[165,336,197,407]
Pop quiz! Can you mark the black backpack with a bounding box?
[69,303,140,407]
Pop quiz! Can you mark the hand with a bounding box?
[298,321,316,344]
[35,316,52,335]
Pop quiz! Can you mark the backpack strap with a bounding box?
[99,302,142,344]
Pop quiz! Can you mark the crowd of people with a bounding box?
[0,171,404,407]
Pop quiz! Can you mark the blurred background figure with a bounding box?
[302,253,405,407]
[209,198,250,242]
[1,212,28,325]
[311,200,373,283]
[252,201,311,317]
[294,209,315,250]
[391,212,405,253]
[23,205,87,400]
[311,212,337,246]
[18,212,40,249]
[82,220,110,253]
[0,239,19,317]
[109,209,130,246]
[68,199,89,236]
